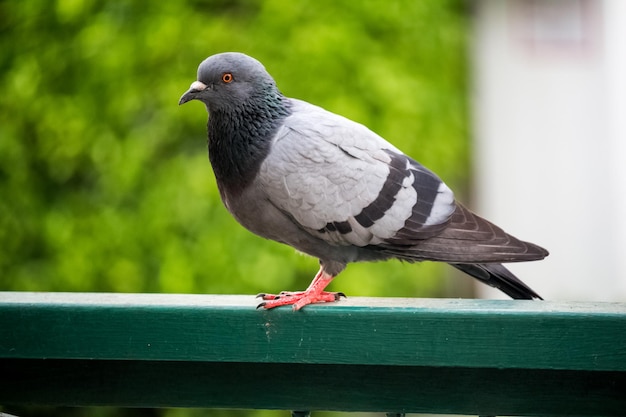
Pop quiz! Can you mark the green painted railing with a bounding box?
[1,292,625,416]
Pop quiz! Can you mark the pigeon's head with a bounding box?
[179,52,280,112]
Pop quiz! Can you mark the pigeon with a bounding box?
[179,52,548,310]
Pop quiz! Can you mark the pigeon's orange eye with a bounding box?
[222,73,234,83]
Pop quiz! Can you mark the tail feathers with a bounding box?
[452,263,543,300]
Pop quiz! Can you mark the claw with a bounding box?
[256,302,267,309]
[256,292,286,301]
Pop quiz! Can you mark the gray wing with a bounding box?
[258,99,456,248]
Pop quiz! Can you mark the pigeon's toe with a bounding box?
[257,290,344,310]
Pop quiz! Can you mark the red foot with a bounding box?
[257,291,345,310]
[255,268,344,310]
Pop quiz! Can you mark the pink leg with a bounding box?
[257,267,345,310]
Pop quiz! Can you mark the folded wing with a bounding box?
[260,99,548,264]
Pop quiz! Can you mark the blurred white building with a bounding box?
[472,0,626,301]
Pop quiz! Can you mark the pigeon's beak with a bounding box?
[178,81,208,105]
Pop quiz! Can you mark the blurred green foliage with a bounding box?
[1,0,468,415]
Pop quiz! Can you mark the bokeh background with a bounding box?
[5,0,626,416]
[1,1,468,416]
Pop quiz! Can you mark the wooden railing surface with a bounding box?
[1,292,625,416]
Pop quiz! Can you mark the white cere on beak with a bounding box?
[190,80,208,91]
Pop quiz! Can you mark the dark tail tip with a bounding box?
[452,263,542,300]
